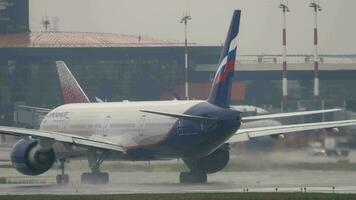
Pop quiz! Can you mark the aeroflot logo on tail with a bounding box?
[215,40,238,84]
[47,112,69,118]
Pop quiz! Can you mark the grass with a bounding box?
[1,193,356,200]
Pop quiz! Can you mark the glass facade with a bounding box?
[0,0,29,34]
[0,46,221,125]
[192,65,356,111]
[1,44,356,126]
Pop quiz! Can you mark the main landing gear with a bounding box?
[179,171,207,184]
[81,149,109,184]
[179,146,230,184]
[56,158,69,185]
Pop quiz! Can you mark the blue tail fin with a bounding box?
[208,10,241,108]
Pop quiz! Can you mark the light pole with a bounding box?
[41,16,51,32]
[279,2,289,111]
[309,1,322,99]
[180,12,192,100]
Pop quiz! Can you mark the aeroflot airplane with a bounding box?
[1,10,356,185]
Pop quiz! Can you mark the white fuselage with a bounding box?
[40,100,203,149]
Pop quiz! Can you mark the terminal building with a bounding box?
[0,31,223,126]
[0,0,29,34]
[0,0,356,127]
[1,31,356,127]
[192,55,356,111]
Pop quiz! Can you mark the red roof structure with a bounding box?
[0,32,189,48]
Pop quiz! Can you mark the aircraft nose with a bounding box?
[235,116,242,129]
[232,112,242,130]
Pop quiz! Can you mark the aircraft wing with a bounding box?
[241,108,342,122]
[0,126,125,153]
[228,119,356,143]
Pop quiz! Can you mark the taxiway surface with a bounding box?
[1,149,356,195]
[1,171,356,195]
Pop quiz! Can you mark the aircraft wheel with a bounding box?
[179,172,207,184]
[81,172,109,184]
[56,174,69,185]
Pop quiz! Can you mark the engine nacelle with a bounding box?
[11,139,55,176]
[184,144,230,174]
[270,134,285,139]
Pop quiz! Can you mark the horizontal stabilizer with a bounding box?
[241,108,342,122]
[229,119,356,143]
[139,110,219,123]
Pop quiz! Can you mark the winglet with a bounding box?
[56,61,90,104]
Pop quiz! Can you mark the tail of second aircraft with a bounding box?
[55,61,91,104]
[208,10,241,108]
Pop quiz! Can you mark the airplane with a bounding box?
[1,10,356,185]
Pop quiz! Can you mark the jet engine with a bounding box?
[270,134,285,139]
[184,144,230,174]
[11,139,55,175]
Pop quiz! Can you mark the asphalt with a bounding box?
[1,148,356,195]
[0,171,356,195]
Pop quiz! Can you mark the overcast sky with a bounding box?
[29,0,356,54]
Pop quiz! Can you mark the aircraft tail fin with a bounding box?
[208,10,241,108]
[56,61,91,104]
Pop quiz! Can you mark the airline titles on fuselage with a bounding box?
[47,112,70,119]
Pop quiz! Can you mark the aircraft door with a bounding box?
[102,115,111,137]
[138,115,146,137]
[177,119,184,136]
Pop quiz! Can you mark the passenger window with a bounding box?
[177,120,184,135]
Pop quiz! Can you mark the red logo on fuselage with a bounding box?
[218,58,235,83]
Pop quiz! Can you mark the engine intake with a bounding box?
[184,144,230,174]
[11,139,55,176]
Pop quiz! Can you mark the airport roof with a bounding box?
[0,32,191,48]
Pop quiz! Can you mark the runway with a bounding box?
[1,171,356,195]
[1,149,356,195]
